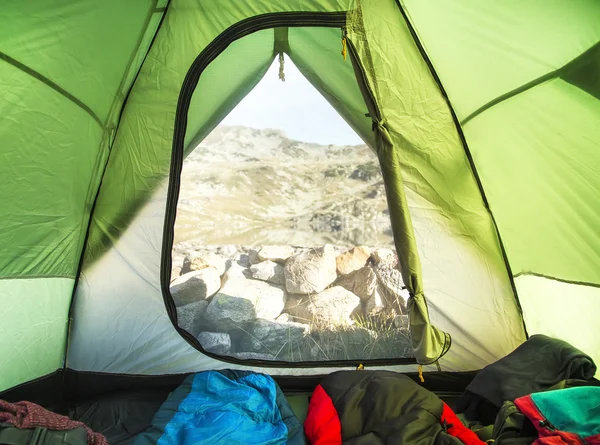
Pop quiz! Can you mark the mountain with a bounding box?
[174,125,394,248]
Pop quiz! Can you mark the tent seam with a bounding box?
[461,40,600,125]
[0,51,104,128]
[0,274,75,281]
[514,272,600,290]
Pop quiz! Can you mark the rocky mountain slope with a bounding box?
[174,126,394,248]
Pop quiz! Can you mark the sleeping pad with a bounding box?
[132,370,306,445]
[304,370,485,445]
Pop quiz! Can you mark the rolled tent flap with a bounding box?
[345,10,450,364]
[374,120,451,364]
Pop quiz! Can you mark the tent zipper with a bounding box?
[342,29,384,132]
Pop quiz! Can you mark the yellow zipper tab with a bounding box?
[418,364,425,383]
[341,36,347,61]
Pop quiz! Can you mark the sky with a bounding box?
[220,56,364,146]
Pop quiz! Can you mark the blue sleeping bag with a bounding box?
[132,370,306,445]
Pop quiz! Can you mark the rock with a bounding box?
[372,248,398,268]
[219,245,238,258]
[232,352,276,361]
[234,253,251,268]
[184,252,227,276]
[197,332,231,354]
[349,162,380,181]
[240,319,310,355]
[222,260,250,281]
[176,300,208,337]
[335,266,377,301]
[276,313,292,323]
[204,294,256,331]
[250,260,285,285]
[284,245,337,294]
[258,245,295,263]
[171,255,185,281]
[205,274,286,331]
[336,246,371,275]
[374,265,408,313]
[287,286,362,327]
[247,249,261,265]
[170,268,221,307]
[364,289,385,316]
[171,265,182,282]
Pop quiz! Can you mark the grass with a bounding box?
[229,309,413,362]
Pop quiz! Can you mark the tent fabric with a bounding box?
[401,0,600,367]
[0,0,598,393]
[0,0,168,392]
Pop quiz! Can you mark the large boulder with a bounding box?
[183,252,226,276]
[223,260,250,281]
[335,266,377,301]
[371,248,398,268]
[204,294,256,331]
[176,300,209,337]
[336,246,371,275]
[170,268,221,307]
[374,265,408,313]
[197,332,231,354]
[363,289,386,316]
[240,319,310,355]
[287,286,362,327]
[250,260,285,285]
[258,245,295,263]
[284,245,337,294]
[205,274,286,331]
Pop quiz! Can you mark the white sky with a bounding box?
[220,56,364,146]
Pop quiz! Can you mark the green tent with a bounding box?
[1,0,599,403]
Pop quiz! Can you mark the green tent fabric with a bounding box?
[0,0,598,393]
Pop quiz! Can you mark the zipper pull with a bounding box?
[418,364,425,383]
[341,27,347,61]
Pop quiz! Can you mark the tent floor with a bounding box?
[72,390,313,444]
[72,390,463,444]
[1,370,474,444]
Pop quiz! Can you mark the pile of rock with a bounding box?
[170,243,411,361]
